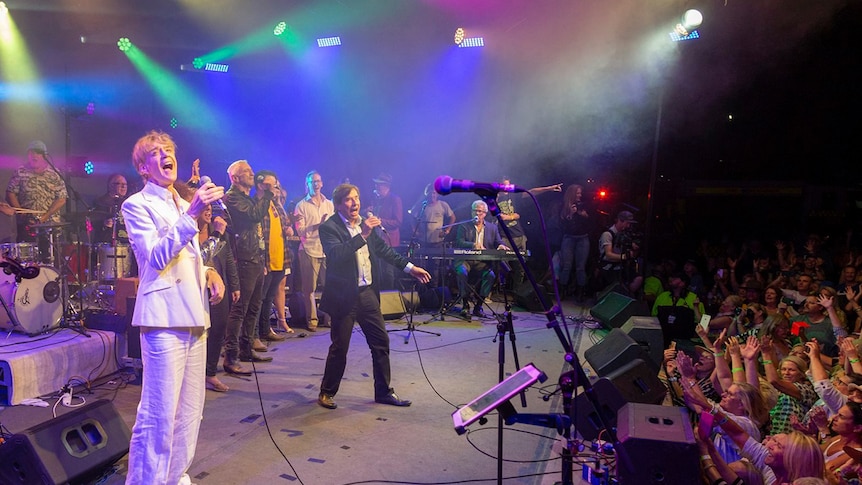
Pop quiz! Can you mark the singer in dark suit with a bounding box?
[317,183,431,410]
[454,199,509,318]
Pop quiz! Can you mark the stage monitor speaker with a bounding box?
[573,377,627,441]
[615,403,698,485]
[620,316,664,369]
[589,292,649,329]
[596,282,623,302]
[0,399,131,485]
[513,281,546,312]
[584,328,658,378]
[573,358,665,441]
[380,290,406,320]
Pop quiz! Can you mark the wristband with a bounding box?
[731,367,744,373]
[850,358,860,364]
[687,381,697,389]
[700,455,712,462]
[716,415,729,426]
[761,359,773,365]
[714,351,725,357]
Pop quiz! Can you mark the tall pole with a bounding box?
[644,87,664,262]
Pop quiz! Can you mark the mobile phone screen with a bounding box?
[700,314,711,330]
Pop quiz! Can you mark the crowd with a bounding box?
[650,233,862,484]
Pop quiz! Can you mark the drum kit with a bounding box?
[0,212,136,336]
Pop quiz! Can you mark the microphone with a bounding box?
[366,211,387,233]
[434,175,524,195]
[199,175,228,212]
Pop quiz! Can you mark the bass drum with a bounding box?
[0,266,63,335]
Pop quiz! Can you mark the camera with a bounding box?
[733,307,754,320]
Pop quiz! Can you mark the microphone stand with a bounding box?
[387,201,440,343]
[42,153,89,337]
[472,189,625,485]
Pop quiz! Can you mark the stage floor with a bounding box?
[0,297,615,485]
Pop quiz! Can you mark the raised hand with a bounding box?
[676,352,696,380]
[740,335,760,361]
[818,294,834,310]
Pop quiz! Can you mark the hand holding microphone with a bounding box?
[365,211,387,233]
[188,175,225,219]
[199,176,228,212]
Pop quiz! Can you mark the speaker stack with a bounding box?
[379,290,407,320]
[615,403,698,484]
[574,328,665,441]
[589,290,649,329]
[0,399,131,485]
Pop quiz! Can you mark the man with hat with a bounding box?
[5,141,68,259]
[597,210,642,295]
[367,172,402,290]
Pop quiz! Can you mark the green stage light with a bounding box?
[117,37,131,52]
[192,57,204,69]
[273,21,287,36]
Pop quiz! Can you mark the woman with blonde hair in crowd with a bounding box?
[744,336,817,434]
[760,314,797,363]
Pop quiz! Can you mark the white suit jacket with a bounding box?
[121,182,210,329]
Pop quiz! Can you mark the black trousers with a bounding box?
[320,286,392,398]
[257,269,285,337]
[226,260,264,360]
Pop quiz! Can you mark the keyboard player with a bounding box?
[454,200,510,319]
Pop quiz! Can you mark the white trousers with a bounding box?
[126,327,206,485]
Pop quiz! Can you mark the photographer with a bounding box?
[597,210,643,296]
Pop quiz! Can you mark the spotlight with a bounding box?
[170,117,178,129]
[317,36,341,47]
[273,21,287,36]
[192,57,204,69]
[454,27,465,46]
[204,62,229,72]
[117,37,131,52]
[0,2,7,13]
[84,160,94,176]
[86,102,95,115]
[676,9,703,35]
[458,37,484,48]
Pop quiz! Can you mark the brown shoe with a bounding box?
[263,331,286,342]
[318,393,337,409]
[223,363,253,376]
[206,376,229,392]
[252,338,268,352]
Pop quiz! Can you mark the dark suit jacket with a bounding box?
[318,213,410,317]
[455,220,504,250]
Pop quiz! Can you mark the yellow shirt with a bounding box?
[268,203,285,271]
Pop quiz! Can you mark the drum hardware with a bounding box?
[0,265,63,336]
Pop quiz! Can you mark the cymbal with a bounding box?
[31,221,70,229]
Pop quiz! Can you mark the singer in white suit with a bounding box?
[122,130,225,485]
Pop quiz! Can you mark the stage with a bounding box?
[0,294,674,485]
